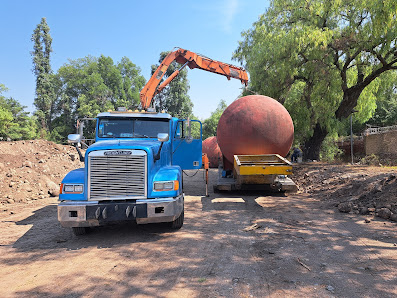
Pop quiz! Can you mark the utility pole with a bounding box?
[350,110,358,164]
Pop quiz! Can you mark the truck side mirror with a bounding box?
[68,134,81,144]
[155,133,169,161]
[157,133,169,142]
[68,134,84,163]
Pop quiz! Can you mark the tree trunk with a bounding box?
[302,123,328,161]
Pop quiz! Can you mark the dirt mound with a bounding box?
[293,163,397,221]
[2,141,397,222]
[0,140,82,205]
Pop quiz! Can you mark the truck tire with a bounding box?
[169,210,184,229]
[72,227,87,235]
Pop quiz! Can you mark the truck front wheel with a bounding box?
[169,210,184,229]
[72,227,87,235]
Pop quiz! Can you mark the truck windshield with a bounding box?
[98,118,169,138]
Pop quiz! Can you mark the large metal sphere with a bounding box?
[202,136,222,168]
[217,95,294,164]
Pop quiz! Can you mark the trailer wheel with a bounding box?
[72,227,87,236]
[169,210,184,229]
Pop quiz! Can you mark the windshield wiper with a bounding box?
[104,133,116,138]
[134,134,150,138]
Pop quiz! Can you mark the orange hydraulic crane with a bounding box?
[139,48,249,110]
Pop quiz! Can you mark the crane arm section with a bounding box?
[139,48,249,110]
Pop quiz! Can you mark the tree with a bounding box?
[117,57,146,107]
[234,0,397,160]
[202,99,227,139]
[151,52,194,119]
[31,17,56,132]
[51,55,145,142]
[366,71,397,127]
[0,84,38,140]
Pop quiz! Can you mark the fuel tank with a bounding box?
[202,136,222,168]
[217,95,294,166]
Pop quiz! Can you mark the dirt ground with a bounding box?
[0,141,397,297]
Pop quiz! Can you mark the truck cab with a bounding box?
[58,110,202,235]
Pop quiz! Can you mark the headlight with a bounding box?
[62,184,84,194]
[153,180,179,191]
[74,185,84,192]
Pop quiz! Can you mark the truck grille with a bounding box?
[88,150,147,200]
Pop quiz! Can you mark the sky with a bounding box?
[0,0,269,120]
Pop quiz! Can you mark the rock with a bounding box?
[377,208,392,220]
[338,202,352,213]
[69,154,76,161]
[9,182,15,187]
[47,181,60,197]
[7,199,14,204]
[326,285,335,293]
[390,214,397,222]
[6,172,12,177]
[384,204,392,210]
[23,161,33,168]
[38,159,45,163]
[368,207,375,212]
[365,219,371,223]
[373,183,382,192]
[359,207,369,215]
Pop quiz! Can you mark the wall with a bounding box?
[365,130,397,157]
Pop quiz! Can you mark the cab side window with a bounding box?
[175,121,184,139]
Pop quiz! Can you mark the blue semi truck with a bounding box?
[58,110,202,235]
[57,48,248,235]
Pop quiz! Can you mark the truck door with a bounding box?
[172,119,202,170]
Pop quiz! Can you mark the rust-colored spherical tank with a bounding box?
[202,136,222,168]
[217,95,294,165]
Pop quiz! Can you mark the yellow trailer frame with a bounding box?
[214,154,297,192]
[234,154,292,176]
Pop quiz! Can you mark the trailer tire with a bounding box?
[72,227,87,236]
[169,210,184,229]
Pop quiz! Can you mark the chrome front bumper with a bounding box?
[58,195,184,227]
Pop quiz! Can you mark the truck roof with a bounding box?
[97,111,172,120]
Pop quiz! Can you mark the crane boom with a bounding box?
[139,48,249,110]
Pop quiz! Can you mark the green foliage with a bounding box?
[359,154,381,166]
[319,133,343,162]
[31,17,56,131]
[0,106,13,139]
[366,71,397,127]
[152,52,194,119]
[202,99,227,140]
[51,55,145,143]
[189,116,202,140]
[234,0,397,159]
[0,84,38,140]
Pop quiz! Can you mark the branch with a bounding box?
[340,49,361,91]
[368,49,388,66]
[329,45,342,71]
[360,57,397,89]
